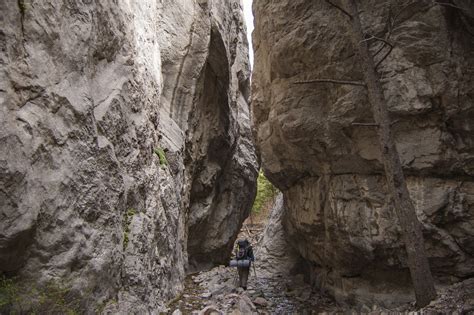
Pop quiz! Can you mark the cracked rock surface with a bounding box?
[0,0,257,313]
[252,0,474,307]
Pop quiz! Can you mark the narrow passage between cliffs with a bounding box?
[163,1,339,312]
[167,197,340,314]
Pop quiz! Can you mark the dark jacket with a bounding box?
[236,239,255,261]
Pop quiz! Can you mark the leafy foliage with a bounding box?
[252,170,278,213]
[17,0,26,16]
[154,147,168,169]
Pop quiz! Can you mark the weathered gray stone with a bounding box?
[237,294,256,314]
[198,305,222,315]
[0,0,257,313]
[253,296,268,306]
[257,194,302,278]
[201,292,212,299]
[252,0,474,307]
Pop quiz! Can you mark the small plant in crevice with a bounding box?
[122,208,136,251]
[17,0,26,16]
[17,0,27,36]
[154,147,168,169]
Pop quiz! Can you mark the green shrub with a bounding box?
[154,147,168,169]
[252,170,278,213]
[0,275,80,314]
[0,276,18,311]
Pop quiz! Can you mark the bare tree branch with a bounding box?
[375,44,394,70]
[351,122,379,126]
[392,1,423,26]
[367,35,394,48]
[363,34,395,68]
[372,41,388,59]
[432,1,474,37]
[293,79,366,86]
[325,0,352,20]
[434,1,468,11]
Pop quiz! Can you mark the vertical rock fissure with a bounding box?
[185,27,234,270]
[170,3,197,126]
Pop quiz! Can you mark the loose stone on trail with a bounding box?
[167,202,342,314]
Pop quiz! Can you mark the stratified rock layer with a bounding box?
[0,0,257,313]
[252,0,474,307]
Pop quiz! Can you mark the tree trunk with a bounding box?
[346,0,437,307]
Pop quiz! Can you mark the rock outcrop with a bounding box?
[252,0,474,307]
[0,0,257,313]
[257,194,302,278]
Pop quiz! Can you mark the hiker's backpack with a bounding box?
[236,241,249,260]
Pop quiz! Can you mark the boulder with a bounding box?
[253,297,269,307]
[237,294,256,314]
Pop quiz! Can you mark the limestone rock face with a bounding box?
[252,0,474,307]
[0,0,257,313]
[257,194,301,278]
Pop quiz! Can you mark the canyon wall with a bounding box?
[257,194,302,279]
[252,0,474,307]
[0,0,257,313]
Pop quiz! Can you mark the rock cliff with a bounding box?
[0,0,257,313]
[257,194,302,279]
[252,0,474,307]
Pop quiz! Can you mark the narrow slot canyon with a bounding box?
[1,0,473,314]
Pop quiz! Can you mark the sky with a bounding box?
[242,0,254,70]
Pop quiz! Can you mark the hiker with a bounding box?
[235,239,255,290]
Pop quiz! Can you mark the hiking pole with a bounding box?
[252,261,258,279]
[234,269,239,287]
